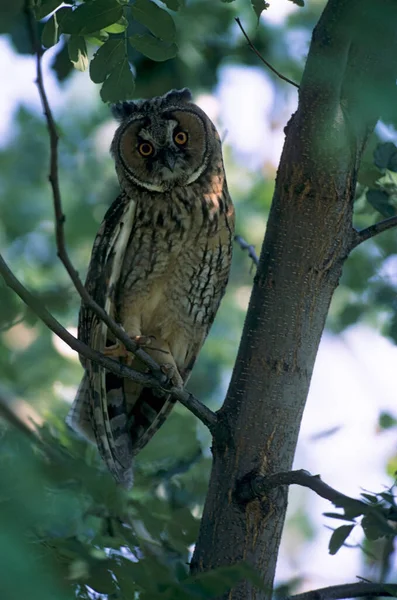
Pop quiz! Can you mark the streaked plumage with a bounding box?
[67,89,234,486]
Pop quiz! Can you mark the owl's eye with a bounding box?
[174,131,188,145]
[138,142,154,157]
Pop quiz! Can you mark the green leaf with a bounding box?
[251,0,269,21]
[379,412,397,431]
[103,16,128,33]
[51,41,75,81]
[131,0,176,42]
[100,59,135,103]
[41,13,59,48]
[160,0,184,9]
[34,0,63,20]
[68,35,88,72]
[90,38,125,84]
[0,0,24,34]
[328,524,354,555]
[45,4,73,44]
[366,189,395,218]
[361,493,379,504]
[379,491,395,505]
[374,142,397,172]
[288,0,305,6]
[362,511,395,540]
[129,33,178,61]
[85,31,110,45]
[323,512,356,522]
[61,0,123,35]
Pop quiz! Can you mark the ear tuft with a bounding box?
[164,88,192,104]
[111,102,138,121]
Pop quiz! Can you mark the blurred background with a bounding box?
[1,0,397,598]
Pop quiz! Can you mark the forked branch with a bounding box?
[237,469,369,515]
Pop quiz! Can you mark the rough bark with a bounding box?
[191,1,397,598]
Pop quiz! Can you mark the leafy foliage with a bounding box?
[325,485,397,555]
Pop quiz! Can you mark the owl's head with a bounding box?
[111,89,220,193]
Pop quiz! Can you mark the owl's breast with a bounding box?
[116,186,233,362]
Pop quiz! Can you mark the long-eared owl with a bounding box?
[67,89,235,487]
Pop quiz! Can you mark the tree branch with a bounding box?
[24,1,163,379]
[234,235,259,267]
[0,253,217,431]
[351,215,397,249]
[235,18,299,89]
[286,582,397,600]
[236,469,367,515]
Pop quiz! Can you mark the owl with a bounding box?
[67,89,235,487]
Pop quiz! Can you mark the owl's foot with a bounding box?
[104,335,156,364]
[160,363,183,388]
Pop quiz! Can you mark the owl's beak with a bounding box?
[162,150,177,172]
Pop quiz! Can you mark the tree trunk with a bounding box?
[191,0,397,597]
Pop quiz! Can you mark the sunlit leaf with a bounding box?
[131,0,176,42]
[68,35,88,72]
[129,33,178,61]
[103,16,128,33]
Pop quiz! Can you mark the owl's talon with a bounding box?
[160,363,183,388]
[133,335,156,347]
[104,341,126,358]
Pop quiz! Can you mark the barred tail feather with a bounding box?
[127,387,177,455]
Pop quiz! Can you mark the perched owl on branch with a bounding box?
[67,89,235,487]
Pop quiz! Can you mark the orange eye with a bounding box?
[174,131,188,145]
[138,142,154,156]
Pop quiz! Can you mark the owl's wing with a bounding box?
[68,192,137,487]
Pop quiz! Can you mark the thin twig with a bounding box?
[234,235,260,267]
[0,253,218,431]
[235,18,299,89]
[285,582,397,600]
[24,2,162,379]
[351,215,397,249]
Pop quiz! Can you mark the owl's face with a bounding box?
[111,89,218,193]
